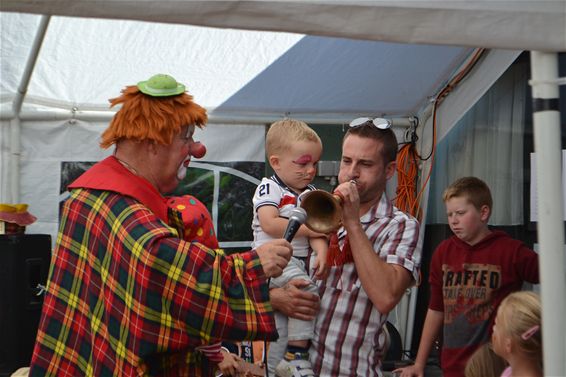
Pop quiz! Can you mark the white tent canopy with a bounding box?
[0,13,475,120]
[3,0,566,51]
[1,1,564,374]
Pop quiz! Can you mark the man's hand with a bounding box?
[255,239,292,278]
[218,349,242,376]
[333,180,360,228]
[270,279,320,320]
[392,363,425,377]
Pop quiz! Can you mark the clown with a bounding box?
[30,74,292,377]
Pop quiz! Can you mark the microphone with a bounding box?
[283,207,307,242]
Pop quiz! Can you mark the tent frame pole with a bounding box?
[1,109,414,128]
[529,50,566,376]
[9,15,51,203]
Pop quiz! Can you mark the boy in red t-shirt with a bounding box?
[394,177,539,377]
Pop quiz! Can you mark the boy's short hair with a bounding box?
[265,119,321,157]
[344,123,398,164]
[443,177,493,211]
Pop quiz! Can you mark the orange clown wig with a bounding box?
[100,74,208,148]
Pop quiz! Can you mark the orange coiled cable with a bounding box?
[396,142,422,220]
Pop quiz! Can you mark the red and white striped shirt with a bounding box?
[310,194,421,376]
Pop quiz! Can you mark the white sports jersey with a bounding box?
[251,175,315,258]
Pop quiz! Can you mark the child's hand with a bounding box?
[218,349,242,376]
[313,254,329,280]
[310,236,329,280]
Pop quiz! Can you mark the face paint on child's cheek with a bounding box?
[293,154,312,164]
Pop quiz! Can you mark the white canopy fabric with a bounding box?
[2,0,565,51]
[0,13,472,120]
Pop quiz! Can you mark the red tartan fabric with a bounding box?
[168,195,223,364]
[30,158,277,377]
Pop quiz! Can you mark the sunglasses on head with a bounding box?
[349,117,391,130]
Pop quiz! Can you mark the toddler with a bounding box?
[252,119,328,377]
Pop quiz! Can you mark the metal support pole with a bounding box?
[9,15,51,203]
[0,108,414,127]
[530,51,566,376]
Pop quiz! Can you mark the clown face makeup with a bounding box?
[190,141,206,159]
[176,127,207,180]
[177,159,189,181]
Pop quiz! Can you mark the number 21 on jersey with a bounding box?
[258,183,270,196]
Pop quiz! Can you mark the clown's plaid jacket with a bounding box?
[30,158,276,376]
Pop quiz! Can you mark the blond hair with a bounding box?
[498,291,542,362]
[465,343,507,377]
[443,177,493,213]
[100,85,207,148]
[265,119,321,157]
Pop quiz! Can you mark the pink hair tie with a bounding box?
[521,325,540,340]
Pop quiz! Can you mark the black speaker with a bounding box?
[0,234,51,376]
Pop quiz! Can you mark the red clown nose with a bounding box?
[191,142,206,158]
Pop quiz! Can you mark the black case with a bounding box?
[0,234,51,376]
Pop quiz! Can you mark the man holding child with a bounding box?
[271,117,422,376]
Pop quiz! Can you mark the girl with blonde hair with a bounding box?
[464,342,507,377]
[491,291,543,377]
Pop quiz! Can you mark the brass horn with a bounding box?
[300,190,342,233]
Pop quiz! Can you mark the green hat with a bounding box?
[137,74,185,97]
